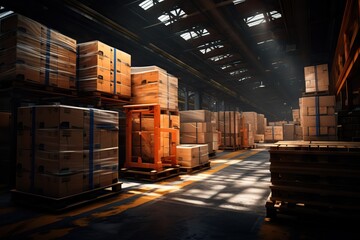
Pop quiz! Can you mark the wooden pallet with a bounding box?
[160,108,179,115]
[119,167,180,182]
[179,161,211,175]
[208,151,216,157]
[11,182,122,212]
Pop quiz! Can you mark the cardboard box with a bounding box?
[283,124,295,140]
[79,66,111,82]
[79,54,111,70]
[35,172,84,198]
[180,132,213,144]
[180,122,212,133]
[110,48,131,67]
[16,149,33,171]
[177,144,209,167]
[35,105,84,129]
[265,126,283,141]
[36,129,84,151]
[1,14,42,36]
[304,64,329,93]
[78,40,112,58]
[36,151,84,173]
[83,172,101,190]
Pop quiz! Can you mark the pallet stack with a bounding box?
[16,105,119,198]
[0,14,77,89]
[242,112,256,147]
[216,111,241,150]
[77,40,131,97]
[176,144,209,169]
[180,110,214,155]
[267,141,360,218]
[131,66,178,110]
[265,125,284,142]
[299,64,337,141]
[255,113,265,143]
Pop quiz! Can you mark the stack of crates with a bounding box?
[77,40,131,97]
[16,105,119,198]
[0,14,77,89]
[242,112,256,147]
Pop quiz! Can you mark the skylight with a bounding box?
[199,44,224,54]
[210,54,232,62]
[233,0,246,5]
[0,6,13,18]
[238,76,251,81]
[257,39,274,45]
[158,8,187,26]
[139,0,164,11]
[229,69,248,76]
[245,11,282,27]
[221,65,231,70]
[180,28,210,41]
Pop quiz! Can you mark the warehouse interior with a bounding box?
[0,0,359,239]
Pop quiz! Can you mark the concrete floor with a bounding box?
[0,149,358,239]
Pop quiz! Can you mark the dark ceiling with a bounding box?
[1,0,345,121]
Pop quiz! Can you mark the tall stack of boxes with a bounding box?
[0,14,77,89]
[265,125,284,142]
[300,64,337,140]
[77,40,131,97]
[131,66,178,110]
[242,112,256,147]
[128,66,179,169]
[216,111,241,149]
[255,113,265,143]
[211,112,219,152]
[180,110,213,155]
[16,105,119,198]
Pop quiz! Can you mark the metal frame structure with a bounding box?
[124,104,178,172]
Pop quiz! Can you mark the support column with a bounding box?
[194,91,202,110]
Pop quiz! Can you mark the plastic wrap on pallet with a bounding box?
[16,105,119,198]
[131,66,178,111]
[0,14,77,89]
[77,40,131,96]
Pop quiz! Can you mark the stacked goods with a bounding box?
[0,112,11,184]
[77,40,131,97]
[176,144,209,167]
[268,121,287,126]
[132,113,180,162]
[283,124,295,140]
[254,114,265,143]
[242,112,257,146]
[265,126,283,142]
[304,64,329,93]
[294,125,303,140]
[16,105,119,198]
[299,95,337,140]
[0,14,76,89]
[131,66,178,111]
[211,112,219,152]
[180,110,213,154]
[216,111,241,149]
[292,109,300,124]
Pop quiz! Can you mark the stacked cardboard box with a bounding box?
[77,40,131,96]
[254,113,265,143]
[131,113,180,162]
[180,110,213,155]
[211,112,219,151]
[16,105,119,198]
[242,112,257,146]
[265,126,283,142]
[131,66,178,111]
[304,64,329,93]
[283,124,295,140]
[292,109,300,124]
[299,95,337,140]
[215,111,241,149]
[176,144,209,167]
[0,14,76,89]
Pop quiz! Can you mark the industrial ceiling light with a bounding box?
[259,81,265,88]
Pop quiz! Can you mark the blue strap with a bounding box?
[315,96,320,136]
[45,28,51,85]
[30,107,36,190]
[113,48,117,94]
[89,109,94,189]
